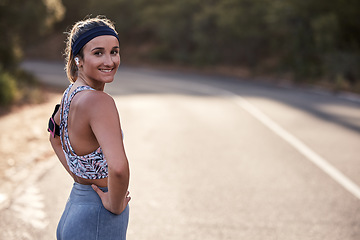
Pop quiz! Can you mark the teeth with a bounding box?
[100,69,112,72]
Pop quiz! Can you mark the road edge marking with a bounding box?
[232,94,360,200]
[191,83,360,200]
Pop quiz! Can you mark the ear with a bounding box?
[74,56,83,68]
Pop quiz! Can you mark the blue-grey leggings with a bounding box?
[57,182,129,240]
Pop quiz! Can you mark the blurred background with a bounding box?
[1,0,360,107]
[1,1,360,240]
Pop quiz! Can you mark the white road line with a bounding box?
[181,81,360,200]
[232,94,360,200]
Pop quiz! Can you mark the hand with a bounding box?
[92,184,131,214]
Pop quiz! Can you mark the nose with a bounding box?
[103,53,114,67]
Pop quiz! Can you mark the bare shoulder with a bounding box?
[76,90,118,117]
[80,90,115,105]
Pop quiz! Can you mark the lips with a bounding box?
[99,68,114,73]
[99,68,114,72]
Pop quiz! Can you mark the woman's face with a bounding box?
[79,35,120,87]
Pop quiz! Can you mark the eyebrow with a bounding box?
[91,46,120,52]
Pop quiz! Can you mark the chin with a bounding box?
[98,75,115,83]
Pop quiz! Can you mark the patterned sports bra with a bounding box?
[60,84,108,179]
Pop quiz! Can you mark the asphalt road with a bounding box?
[2,60,360,239]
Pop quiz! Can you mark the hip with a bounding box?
[57,182,129,239]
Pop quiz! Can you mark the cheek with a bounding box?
[83,63,96,74]
[85,59,103,72]
[83,57,98,67]
[114,56,121,66]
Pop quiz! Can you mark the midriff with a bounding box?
[71,172,108,188]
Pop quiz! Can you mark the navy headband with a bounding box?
[72,25,119,56]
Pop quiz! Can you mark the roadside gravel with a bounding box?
[0,91,62,210]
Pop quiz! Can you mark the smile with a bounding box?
[99,68,114,73]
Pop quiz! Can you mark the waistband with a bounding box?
[69,182,108,205]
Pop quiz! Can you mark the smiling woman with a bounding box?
[48,16,131,240]
[64,17,120,85]
[77,35,120,89]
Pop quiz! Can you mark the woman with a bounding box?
[48,16,131,240]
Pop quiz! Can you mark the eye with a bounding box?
[94,51,103,56]
[111,50,119,55]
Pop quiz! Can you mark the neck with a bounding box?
[76,74,105,91]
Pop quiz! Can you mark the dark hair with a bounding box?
[64,16,118,83]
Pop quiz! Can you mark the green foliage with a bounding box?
[0,70,18,106]
[0,68,46,107]
[0,0,64,106]
[7,0,359,91]
[0,0,65,70]
[262,0,360,84]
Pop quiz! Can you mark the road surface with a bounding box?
[1,60,360,239]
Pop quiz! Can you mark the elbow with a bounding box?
[109,163,129,180]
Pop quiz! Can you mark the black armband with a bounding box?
[48,104,60,137]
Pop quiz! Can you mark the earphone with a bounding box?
[74,57,80,65]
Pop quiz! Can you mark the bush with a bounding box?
[0,71,18,106]
[25,0,360,91]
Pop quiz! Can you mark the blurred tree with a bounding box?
[8,0,359,91]
[213,0,271,66]
[87,0,139,37]
[0,0,65,70]
[54,0,91,32]
[266,0,360,84]
[0,0,64,106]
[137,0,201,63]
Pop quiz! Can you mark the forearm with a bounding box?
[107,162,130,214]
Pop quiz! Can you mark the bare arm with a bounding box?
[88,92,130,214]
[49,134,73,176]
[48,105,73,177]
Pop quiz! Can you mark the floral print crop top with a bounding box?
[60,84,108,179]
